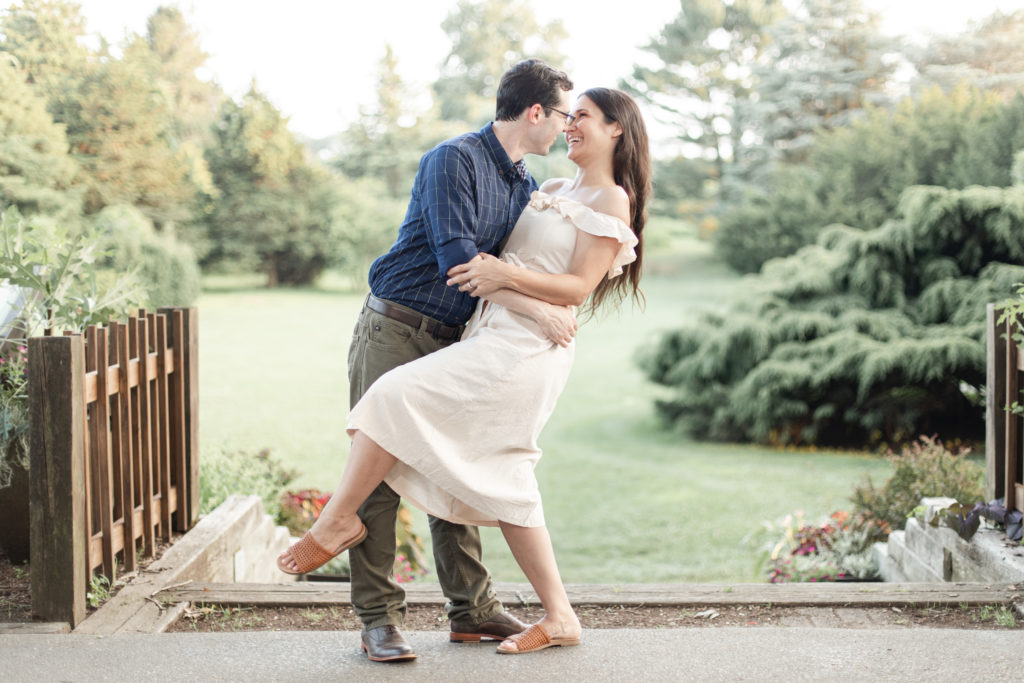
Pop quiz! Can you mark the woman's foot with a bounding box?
[277,514,366,575]
[496,614,581,654]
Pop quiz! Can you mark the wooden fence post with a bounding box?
[28,335,87,627]
[160,306,199,528]
[986,304,1007,503]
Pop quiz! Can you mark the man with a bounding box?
[347,59,575,662]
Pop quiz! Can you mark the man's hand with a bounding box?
[446,253,507,297]
[536,302,577,348]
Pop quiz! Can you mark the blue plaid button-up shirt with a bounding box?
[367,123,538,326]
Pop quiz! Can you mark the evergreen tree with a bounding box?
[143,6,222,200]
[714,87,1024,272]
[433,0,567,124]
[0,55,81,227]
[735,0,896,179]
[201,85,339,286]
[335,45,452,199]
[911,10,1024,102]
[642,184,1024,448]
[624,0,785,181]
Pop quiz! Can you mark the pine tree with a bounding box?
[433,0,568,124]
[624,0,785,180]
[735,0,896,178]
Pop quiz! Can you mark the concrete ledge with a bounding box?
[74,495,293,635]
[0,622,70,634]
[166,580,1024,608]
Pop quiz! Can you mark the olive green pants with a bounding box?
[346,297,502,632]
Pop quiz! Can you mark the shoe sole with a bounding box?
[361,643,418,662]
[449,632,509,643]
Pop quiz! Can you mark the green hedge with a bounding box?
[641,185,1024,448]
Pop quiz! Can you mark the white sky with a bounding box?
[70,0,1022,141]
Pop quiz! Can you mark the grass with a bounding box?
[197,235,890,583]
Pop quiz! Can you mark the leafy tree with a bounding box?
[65,38,195,223]
[0,0,89,99]
[714,87,1024,273]
[143,6,222,200]
[201,85,340,286]
[1,1,195,226]
[433,0,568,124]
[329,174,408,287]
[0,55,81,227]
[624,0,785,180]
[641,184,1024,448]
[910,10,1024,102]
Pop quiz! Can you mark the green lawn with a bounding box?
[197,237,890,583]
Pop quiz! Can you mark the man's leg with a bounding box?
[347,302,425,631]
[429,516,502,624]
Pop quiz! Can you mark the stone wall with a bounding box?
[877,497,1024,583]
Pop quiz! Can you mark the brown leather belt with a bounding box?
[365,294,464,341]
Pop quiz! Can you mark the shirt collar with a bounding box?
[481,123,528,184]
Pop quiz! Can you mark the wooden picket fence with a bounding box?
[28,307,198,627]
[986,304,1024,513]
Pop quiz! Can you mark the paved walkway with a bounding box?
[2,627,1020,681]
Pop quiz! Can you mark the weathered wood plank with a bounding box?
[29,335,88,627]
[1007,319,1020,513]
[165,582,1024,608]
[154,313,172,539]
[986,304,1007,503]
[165,309,188,532]
[115,322,137,572]
[134,315,156,556]
[159,307,199,529]
[91,326,116,579]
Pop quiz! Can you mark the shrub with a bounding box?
[852,435,985,530]
[641,184,1024,448]
[92,205,201,307]
[763,510,889,583]
[199,447,295,519]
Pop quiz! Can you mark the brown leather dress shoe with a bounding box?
[361,625,418,662]
[450,611,529,643]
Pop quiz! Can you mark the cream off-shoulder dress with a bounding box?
[346,191,638,527]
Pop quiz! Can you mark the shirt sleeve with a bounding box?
[419,144,480,278]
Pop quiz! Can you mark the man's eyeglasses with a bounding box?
[547,107,576,126]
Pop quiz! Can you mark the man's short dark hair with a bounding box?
[495,59,573,122]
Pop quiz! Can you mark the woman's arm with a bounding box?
[446,187,630,306]
[447,234,619,306]
[482,288,577,347]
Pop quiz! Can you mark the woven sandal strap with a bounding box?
[515,624,551,651]
[290,532,334,573]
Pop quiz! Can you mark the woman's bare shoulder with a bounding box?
[587,185,631,226]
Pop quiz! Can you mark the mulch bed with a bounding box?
[165,602,1022,633]
[1,538,177,624]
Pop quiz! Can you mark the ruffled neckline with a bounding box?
[529,190,632,231]
[527,190,638,279]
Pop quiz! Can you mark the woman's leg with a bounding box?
[278,431,398,572]
[498,522,581,647]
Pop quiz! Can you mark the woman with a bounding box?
[278,87,650,654]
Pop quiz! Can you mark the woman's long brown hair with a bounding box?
[580,87,651,315]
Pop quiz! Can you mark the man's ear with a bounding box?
[527,103,545,124]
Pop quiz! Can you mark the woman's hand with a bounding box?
[535,303,578,348]
[446,253,510,297]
